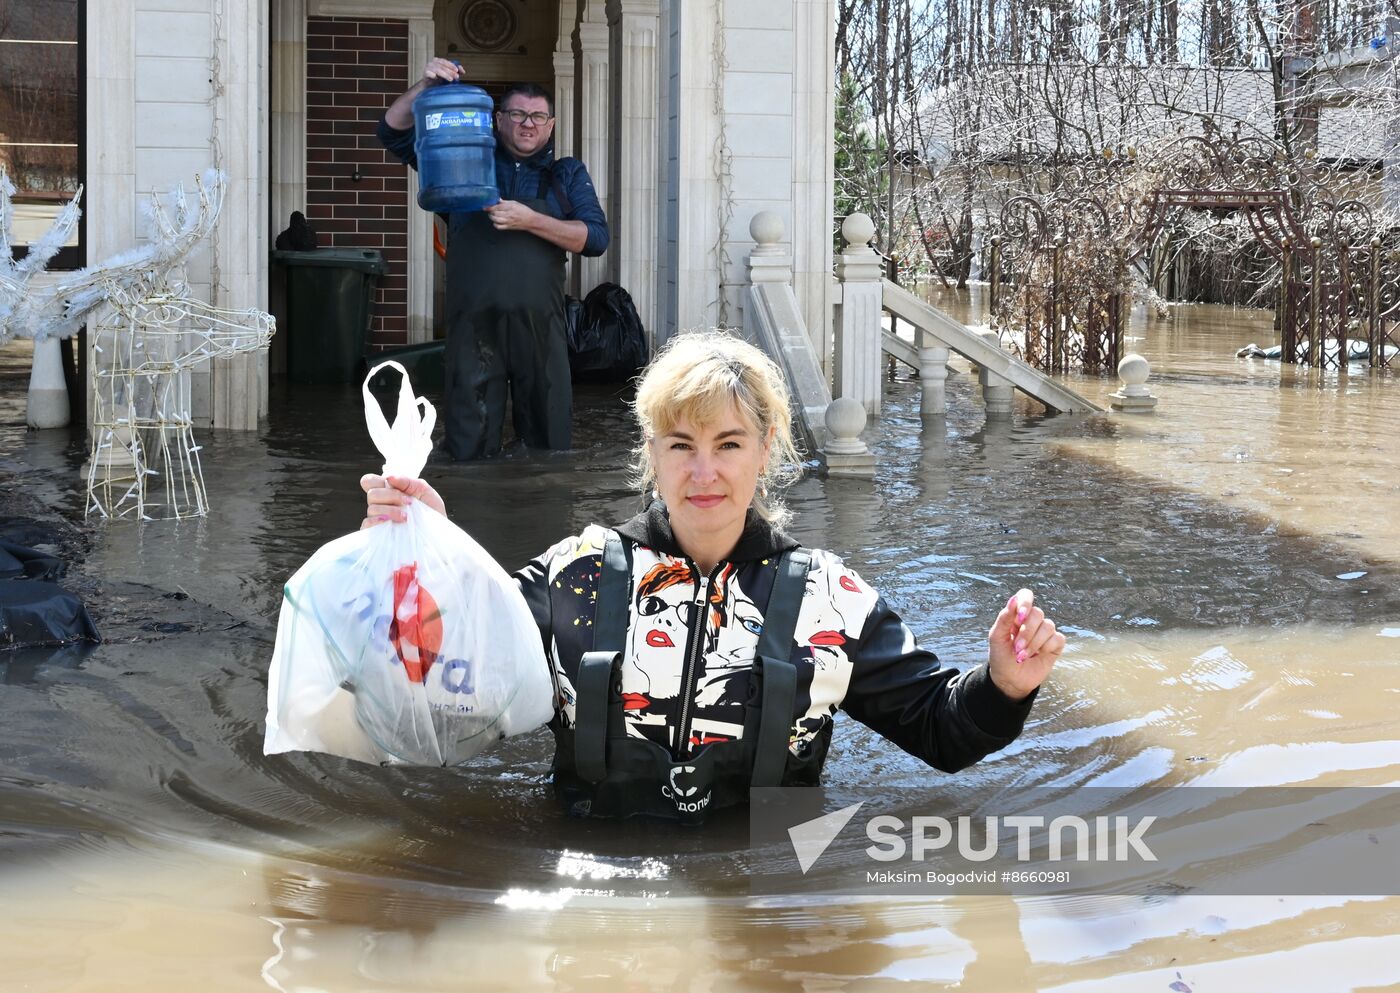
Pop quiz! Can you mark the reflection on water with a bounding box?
[2,298,1399,990]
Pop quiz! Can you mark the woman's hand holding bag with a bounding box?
[264,362,554,766]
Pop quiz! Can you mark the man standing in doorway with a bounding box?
[379,58,609,460]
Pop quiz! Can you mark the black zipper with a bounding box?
[673,563,719,758]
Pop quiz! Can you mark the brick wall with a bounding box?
[306,17,410,350]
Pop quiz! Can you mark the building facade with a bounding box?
[6,0,836,430]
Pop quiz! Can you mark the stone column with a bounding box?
[27,338,70,429]
[658,0,726,337]
[86,0,137,432]
[553,3,578,158]
[745,210,791,337]
[270,0,304,383]
[977,330,1013,417]
[553,7,579,293]
[573,3,609,298]
[212,0,270,430]
[833,213,884,415]
[918,337,949,417]
[792,0,836,372]
[270,0,306,250]
[606,0,659,335]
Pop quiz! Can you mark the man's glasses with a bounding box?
[501,109,553,126]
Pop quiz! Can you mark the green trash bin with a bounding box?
[273,248,388,384]
[365,340,447,393]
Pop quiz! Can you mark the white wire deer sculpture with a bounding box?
[0,167,274,520]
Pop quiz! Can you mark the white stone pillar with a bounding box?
[792,0,836,372]
[977,330,1013,417]
[980,375,1014,416]
[660,0,723,336]
[606,0,659,336]
[573,4,610,299]
[270,0,305,383]
[833,213,883,415]
[553,6,579,294]
[745,210,792,338]
[918,337,949,417]
[27,338,70,429]
[553,4,578,159]
[86,0,137,433]
[270,0,306,248]
[211,0,270,430]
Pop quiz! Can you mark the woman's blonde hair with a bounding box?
[632,330,803,528]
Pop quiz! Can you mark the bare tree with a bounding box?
[835,0,1400,302]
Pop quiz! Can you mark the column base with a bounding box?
[27,337,71,429]
[820,450,876,478]
[1110,391,1158,413]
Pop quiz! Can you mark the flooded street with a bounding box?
[2,297,1399,991]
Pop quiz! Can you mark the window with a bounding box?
[1,0,83,268]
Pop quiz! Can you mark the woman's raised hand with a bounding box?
[360,474,447,529]
[986,589,1064,701]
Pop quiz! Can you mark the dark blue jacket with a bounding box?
[377,115,610,257]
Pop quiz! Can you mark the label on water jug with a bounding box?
[425,110,488,131]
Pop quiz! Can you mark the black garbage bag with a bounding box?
[1,580,100,650]
[564,294,584,355]
[0,540,64,582]
[274,211,319,251]
[570,282,649,382]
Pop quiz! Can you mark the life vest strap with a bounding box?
[594,533,631,652]
[755,548,811,662]
[750,656,797,787]
[574,650,617,783]
[749,548,810,786]
[574,533,631,783]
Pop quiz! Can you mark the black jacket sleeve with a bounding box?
[553,158,609,257]
[377,115,418,170]
[513,555,560,704]
[513,556,551,641]
[839,596,1037,773]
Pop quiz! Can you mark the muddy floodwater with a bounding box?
[2,295,1399,992]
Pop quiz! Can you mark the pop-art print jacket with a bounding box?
[513,502,1037,780]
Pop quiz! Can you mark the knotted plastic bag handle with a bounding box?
[362,361,436,478]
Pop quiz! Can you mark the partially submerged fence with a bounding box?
[988,195,1127,376]
[985,129,1399,372]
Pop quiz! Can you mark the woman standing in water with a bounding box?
[362,331,1063,821]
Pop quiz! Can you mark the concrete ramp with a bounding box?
[882,280,1103,414]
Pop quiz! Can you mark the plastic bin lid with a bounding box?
[272,248,388,274]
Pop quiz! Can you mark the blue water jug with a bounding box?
[412,81,499,213]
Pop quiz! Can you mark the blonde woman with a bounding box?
[363,330,1063,821]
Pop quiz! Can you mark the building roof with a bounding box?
[901,64,1392,166]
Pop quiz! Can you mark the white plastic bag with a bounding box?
[263,361,555,765]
